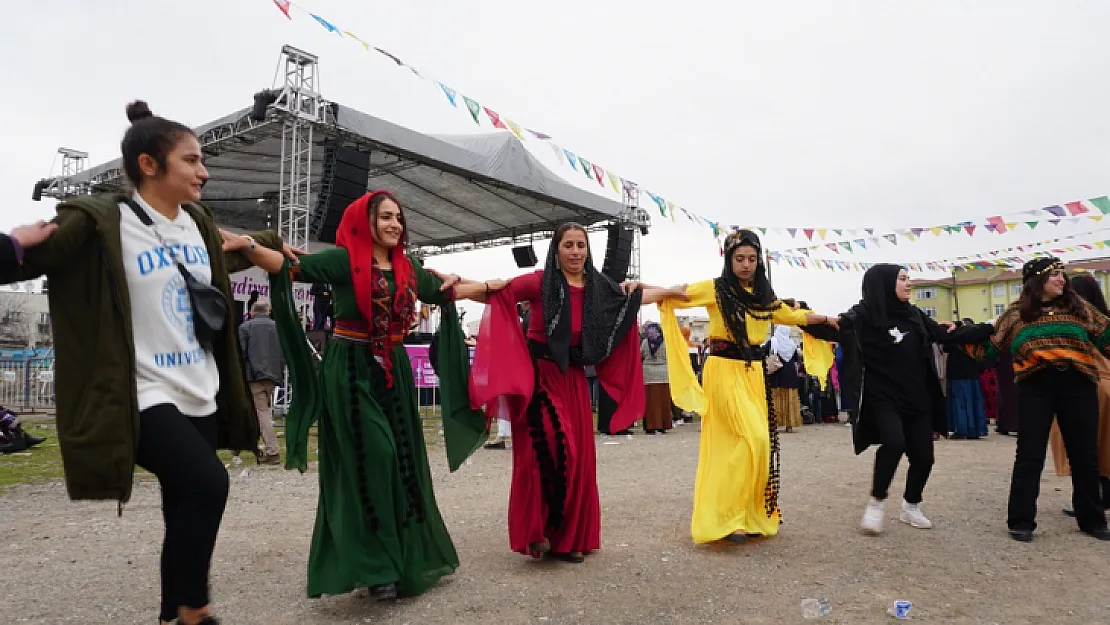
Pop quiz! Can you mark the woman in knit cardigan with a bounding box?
[968,257,1110,542]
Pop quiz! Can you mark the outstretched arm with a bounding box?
[620,281,689,305]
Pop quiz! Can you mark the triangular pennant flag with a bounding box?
[855,238,866,250]
[527,129,552,140]
[834,229,843,236]
[272,0,292,18]
[578,157,593,179]
[310,13,342,34]
[463,97,481,124]
[438,83,458,107]
[1043,205,1066,217]
[930,227,943,236]
[563,149,579,169]
[843,241,852,252]
[591,163,606,186]
[374,47,404,66]
[1049,219,1061,226]
[1094,215,1105,222]
[504,119,526,141]
[606,171,621,193]
[666,201,676,223]
[483,107,507,129]
[1005,222,1018,231]
[1026,221,1038,230]
[826,243,839,253]
[547,142,563,161]
[884,234,898,245]
[680,208,695,222]
[865,229,874,236]
[787,228,798,238]
[803,228,815,241]
[344,31,371,51]
[964,225,976,236]
[647,192,667,217]
[911,228,925,237]
[1090,196,1110,214]
[986,216,1006,233]
[1097,242,1107,250]
[758,227,767,236]
[817,228,828,240]
[1066,201,1089,216]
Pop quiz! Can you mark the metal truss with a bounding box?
[271,44,323,252]
[617,180,648,281]
[37,114,279,200]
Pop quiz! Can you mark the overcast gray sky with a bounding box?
[3,0,1108,319]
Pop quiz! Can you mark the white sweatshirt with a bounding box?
[119,193,220,417]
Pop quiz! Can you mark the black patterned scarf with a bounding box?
[541,231,641,373]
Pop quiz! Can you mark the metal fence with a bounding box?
[0,358,55,412]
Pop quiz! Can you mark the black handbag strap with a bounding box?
[124,199,194,282]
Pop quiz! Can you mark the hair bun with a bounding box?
[125,100,153,123]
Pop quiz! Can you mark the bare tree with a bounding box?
[0,295,32,348]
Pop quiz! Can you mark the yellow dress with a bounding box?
[659,280,808,543]
[802,337,835,391]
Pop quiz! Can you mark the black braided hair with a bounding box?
[761,358,782,521]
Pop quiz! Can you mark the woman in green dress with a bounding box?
[238,190,492,601]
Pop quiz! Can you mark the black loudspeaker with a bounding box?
[312,145,371,243]
[601,224,635,282]
[512,244,538,268]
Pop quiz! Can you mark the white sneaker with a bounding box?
[861,499,885,535]
[899,500,933,529]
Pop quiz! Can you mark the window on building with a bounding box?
[992,284,1005,297]
[915,287,936,300]
[39,312,49,324]
[1011,282,1022,298]
[921,306,937,318]
[994,303,1006,317]
[3,311,22,324]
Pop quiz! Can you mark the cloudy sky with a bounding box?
[2,1,1108,321]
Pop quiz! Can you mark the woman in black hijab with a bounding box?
[805,264,991,535]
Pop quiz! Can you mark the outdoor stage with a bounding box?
[34,45,650,265]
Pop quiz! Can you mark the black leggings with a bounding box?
[135,403,229,622]
[1009,368,1107,533]
[870,405,935,504]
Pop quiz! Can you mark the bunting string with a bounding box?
[269,1,1110,247]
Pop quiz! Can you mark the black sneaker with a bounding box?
[370,583,398,601]
[1009,529,1034,542]
[1082,527,1110,541]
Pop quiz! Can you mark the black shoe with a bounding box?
[0,436,27,454]
[370,583,398,600]
[484,440,506,450]
[197,618,221,625]
[1064,507,1076,517]
[1010,529,1034,542]
[1082,527,1110,541]
[546,551,585,563]
[725,533,748,544]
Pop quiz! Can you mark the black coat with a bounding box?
[805,306,993,454]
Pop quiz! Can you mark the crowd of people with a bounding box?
[3,101,1110,623]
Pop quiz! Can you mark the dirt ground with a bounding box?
[3,421,1110,624]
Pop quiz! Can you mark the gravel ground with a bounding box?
[3,421,1110,624]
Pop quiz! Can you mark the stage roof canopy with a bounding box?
[64,102,629,254]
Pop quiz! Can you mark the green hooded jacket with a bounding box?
[0,193,283,507]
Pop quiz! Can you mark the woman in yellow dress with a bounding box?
[658,229,839,543]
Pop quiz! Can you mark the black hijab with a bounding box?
[714,229,779,346]
[859,263,919,332]
[541,225,642,373]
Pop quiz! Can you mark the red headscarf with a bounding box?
[335,191,417,387]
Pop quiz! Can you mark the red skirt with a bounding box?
[508,359,600,555]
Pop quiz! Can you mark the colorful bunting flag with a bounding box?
[462,97,481,124]
[272,0,292,19]
[438,83,458,107]
[483,107,507,129]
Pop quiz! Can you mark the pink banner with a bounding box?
[404,344,475,388]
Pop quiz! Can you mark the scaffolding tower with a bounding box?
[270,45,323,252]
[618,180,649,281]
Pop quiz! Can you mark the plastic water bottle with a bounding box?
[801,598,832,619]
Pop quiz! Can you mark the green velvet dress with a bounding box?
[268,248,486,598]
